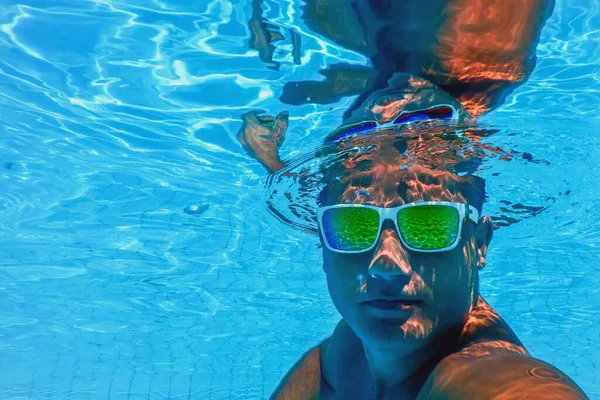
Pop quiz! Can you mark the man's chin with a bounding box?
[356,311,435,346]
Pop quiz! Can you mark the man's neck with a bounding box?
[362,334,456,398]
[322,320,462,399]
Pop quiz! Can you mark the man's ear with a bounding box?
[475,216,493,270]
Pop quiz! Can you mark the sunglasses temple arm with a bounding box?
[467,205,479,223]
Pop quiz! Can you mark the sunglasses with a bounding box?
[325,105,458,143]
[317,201,479,253]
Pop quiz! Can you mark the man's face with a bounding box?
[320,162,492,351]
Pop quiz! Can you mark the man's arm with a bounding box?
[417,353,589,400]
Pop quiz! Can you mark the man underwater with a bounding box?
[265,127,589,399]
[237,0,590,398]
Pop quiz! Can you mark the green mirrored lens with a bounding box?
[397,205,459,250]
[322,207,380,251]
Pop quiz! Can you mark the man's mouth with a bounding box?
[363,299,423,311]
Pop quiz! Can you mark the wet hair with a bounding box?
[316,129,489,215]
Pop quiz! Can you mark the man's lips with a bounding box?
[362,299,423,310]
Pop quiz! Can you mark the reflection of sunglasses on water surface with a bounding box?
[325,104,459,143]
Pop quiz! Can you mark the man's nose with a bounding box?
[368,220,413,280]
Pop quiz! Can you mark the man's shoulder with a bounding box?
[269,337,330,400]
[418,352,589,400]
[416,299,589,399]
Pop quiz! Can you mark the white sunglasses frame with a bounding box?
[317,201,479,254]
[326,104,459,143]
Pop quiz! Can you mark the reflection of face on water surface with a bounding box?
[269,0,556,117]
[338,74,470,128]
[319,138,492,350]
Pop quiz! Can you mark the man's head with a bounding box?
[317,136,493,352]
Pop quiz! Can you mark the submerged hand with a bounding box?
[237,110,288,173]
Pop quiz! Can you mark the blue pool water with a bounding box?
[0,0,599,399]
